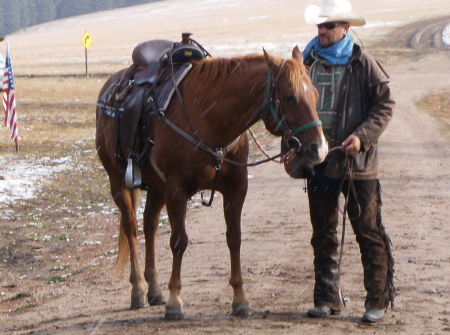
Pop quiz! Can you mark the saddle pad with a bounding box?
[96,83,125,118]
[96,102,125,118]
[156,63,192,112]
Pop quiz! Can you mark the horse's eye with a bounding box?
[285,96,297,105]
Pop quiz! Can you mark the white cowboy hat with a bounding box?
[304,0,366,26]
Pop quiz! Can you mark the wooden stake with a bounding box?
[85,47,88,77]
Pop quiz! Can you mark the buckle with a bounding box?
[287,135,302,152]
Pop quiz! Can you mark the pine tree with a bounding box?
[0,0,22,34]
[0,0,159,36]
[35,0,57,24]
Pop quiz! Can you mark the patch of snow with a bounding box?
[0,155,74,206]
[81,240,102,246]
[364,21,402,28]
[210,41,308,57]
[54,0,246,26]
[0,179,34,202]
[443,24,450,46]
[249,16,268,20]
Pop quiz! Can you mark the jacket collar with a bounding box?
[349,43,364,64]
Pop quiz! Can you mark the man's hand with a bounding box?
[340,134,361,155]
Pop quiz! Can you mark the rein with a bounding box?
[157,108,285,168]
[247,128,284,164]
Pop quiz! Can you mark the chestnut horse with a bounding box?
[95,46,328,320]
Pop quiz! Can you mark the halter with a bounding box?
[259,61,322,151]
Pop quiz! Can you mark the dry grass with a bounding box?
[417,90,450,137]
[0,75,109,234]
[0,77,115,315]
[1,76,102,148]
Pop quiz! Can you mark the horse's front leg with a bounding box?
[143,188,166,306]
[222,169,251,317]
[164,187,189,320]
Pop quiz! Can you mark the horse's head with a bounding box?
[260,47,328,178]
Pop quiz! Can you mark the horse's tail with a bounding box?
[115,188,140,278]
[115,217,130,278]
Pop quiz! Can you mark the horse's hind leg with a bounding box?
[143,188,166,306]
[111,180,146,309]
[222,170,251,317]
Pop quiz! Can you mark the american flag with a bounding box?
[2,42,19,145]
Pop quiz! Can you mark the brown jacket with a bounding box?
[305,44,395,179]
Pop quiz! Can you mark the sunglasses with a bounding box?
[316,22,342,30]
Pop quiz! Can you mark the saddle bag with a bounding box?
[162,44,206,64]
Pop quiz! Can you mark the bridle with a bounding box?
[259,60,322,153]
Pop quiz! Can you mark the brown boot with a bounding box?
[307,305,341,318]
[362,308,385,323]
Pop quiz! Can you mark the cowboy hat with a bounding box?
[304,0,366,26]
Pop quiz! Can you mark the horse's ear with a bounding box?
[292,45,303,63]
[263,48,277,70]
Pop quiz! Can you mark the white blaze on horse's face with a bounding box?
[299,73,328,165]
[317,133,329,163]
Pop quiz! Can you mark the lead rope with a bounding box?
[248,128,285,163]
[337,149,351,309]
[336,148,361,310]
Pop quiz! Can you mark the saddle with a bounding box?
[106,33,207,104]
[97,33,210,189]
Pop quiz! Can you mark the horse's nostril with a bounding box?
[309,142,319,154]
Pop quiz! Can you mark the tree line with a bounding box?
[0,0,160,36]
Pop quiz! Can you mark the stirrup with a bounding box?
[125,158,142,189]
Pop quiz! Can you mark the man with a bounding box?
[301,0,395,323]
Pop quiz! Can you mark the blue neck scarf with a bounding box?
[303,33,354,65]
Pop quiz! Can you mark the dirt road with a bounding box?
[1,0,450,334]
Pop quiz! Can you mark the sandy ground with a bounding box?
[1,0,450,334]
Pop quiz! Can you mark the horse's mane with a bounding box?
[189,54,309,100]
[284,58,310,98]
[190,55,265,94]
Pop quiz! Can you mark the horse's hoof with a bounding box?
[130,300,146,310]
[231,302,252,317]
[164,306,185,320]
[148,293,166,306]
